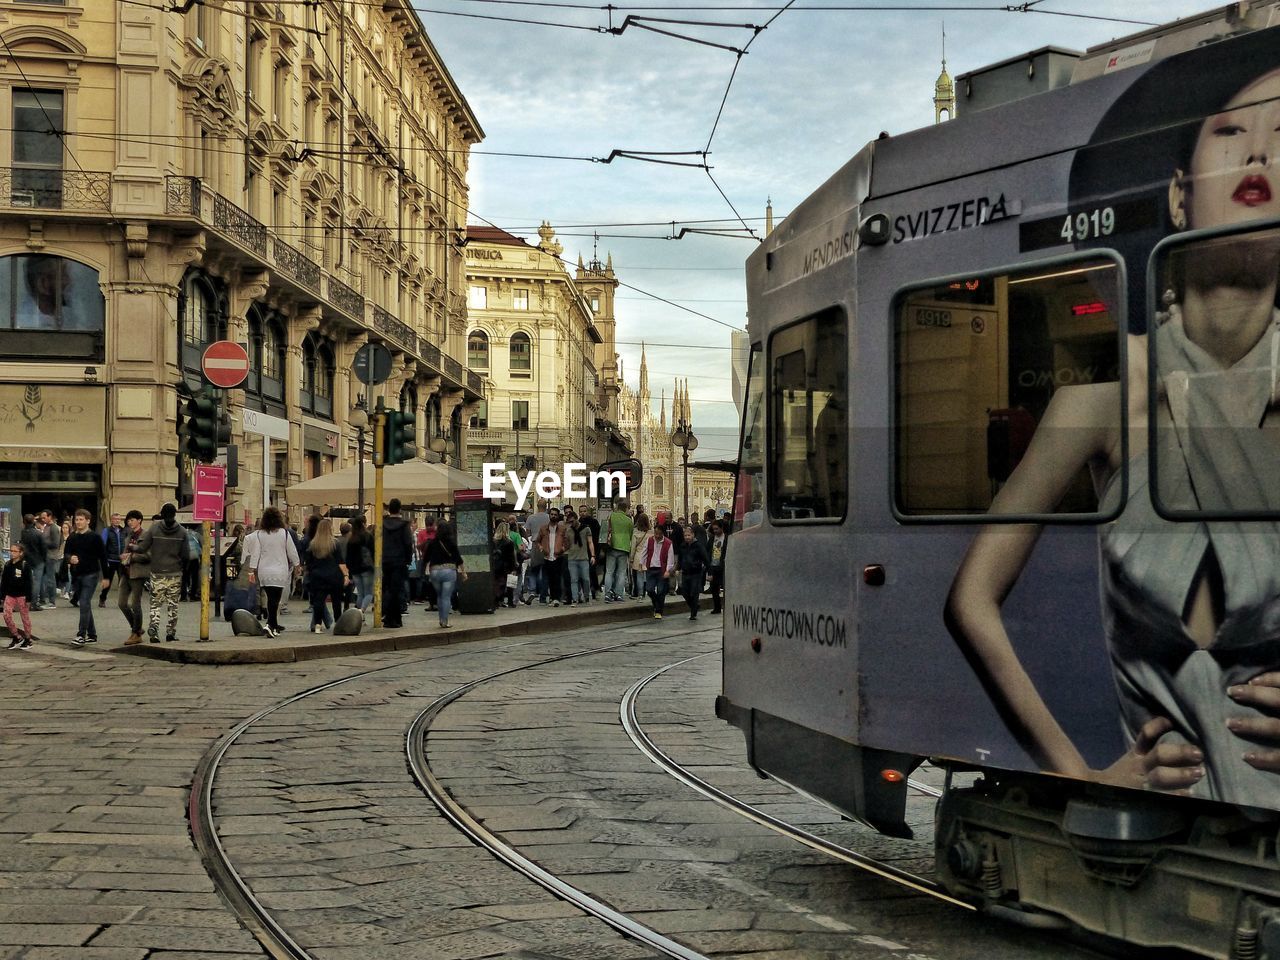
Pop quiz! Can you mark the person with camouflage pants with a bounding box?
[133,503,190,643]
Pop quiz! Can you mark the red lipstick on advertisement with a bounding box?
[1233,175,1273,207]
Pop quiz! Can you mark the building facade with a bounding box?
[0,1,483,527]
[462,223,629,500]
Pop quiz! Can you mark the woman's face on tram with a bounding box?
[1177,68,1280,231]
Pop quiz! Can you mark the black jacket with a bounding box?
[381,515,414,568]
[1,558,35,601]
[676,540,709,573]
[20,525,46,565]
[65,530,107,578]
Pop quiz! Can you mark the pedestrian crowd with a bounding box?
[496,500,730,622]
[3,498,733,648]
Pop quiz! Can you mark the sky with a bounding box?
[418,0,1220,462]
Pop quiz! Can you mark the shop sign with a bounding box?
[303,424,338,454]
[0,384,106,462]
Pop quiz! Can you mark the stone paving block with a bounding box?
[68,872,214,894]
[0,923,100,945]
[89,924,262,952]
[0,905,139,925]
[23,950,149,960]
[469,902,585,922]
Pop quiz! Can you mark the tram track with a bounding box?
[189,622,1025,960]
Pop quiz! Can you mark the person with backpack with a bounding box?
[603,499,633,602]
[134,503,191,643]
[425,520,466,628]
[380,498,413,628]
[2,542,36,649]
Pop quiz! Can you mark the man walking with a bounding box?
[535,507,569,607]
[39,510,61,608]
[117,510,148,645]
[19,515,47,610]
[381,498,413,628]
[98,512,125,607]
[135,503,190,643]
[603,499,633,602]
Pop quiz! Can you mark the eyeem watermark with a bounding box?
[483,463,626,510]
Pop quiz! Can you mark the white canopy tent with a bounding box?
[285,459,488,508]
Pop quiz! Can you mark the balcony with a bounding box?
[0,167,110,213]
[271,237,321,293]
[326,273,364,320]
[211,191,267,257]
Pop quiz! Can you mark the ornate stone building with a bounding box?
[0,1,483,527]
[462,224,629,499]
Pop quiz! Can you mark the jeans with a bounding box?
[430,566,457,625]
[118,576,146,634]
[680,569,704,618]
[645,569,669,615]
[42,558,59,605]
[633,569,645,598]
[605,550,630,598]
[75,572,99,638]
[99,562,122,603]
[355,571,374,611]
[524,564,543,602]
[568,558,591,602]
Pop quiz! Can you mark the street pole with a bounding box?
[199,519,211,641]
[682,444,689,523]
[372,397,386,628]
[357,426,366,519]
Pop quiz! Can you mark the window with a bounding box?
[733,346,763,528]
[769,309,847,522]
[509,331,531,376]
[511,400,529,431]
[183,273,212,346]
[12,90,64,209]
[300,334,335,420]
[654,475,664,496]
[1150,227,1280,520]
[591,297,600,313]
[467,329,488,369]
[468,285,487,310]
[469,401,488,429]
[191,4,207,47]
[0,255,104,361]
[513,288,528,310]
[894,257,1121,519]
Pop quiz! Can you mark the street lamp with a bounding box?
[350,395,369,519]
[670,419,698,523]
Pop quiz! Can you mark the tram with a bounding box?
[718,4,1280,956]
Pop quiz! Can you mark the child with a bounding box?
[3,542,36,649]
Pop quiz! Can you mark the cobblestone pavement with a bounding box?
[0,617,1096,959]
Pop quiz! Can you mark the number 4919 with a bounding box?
[1061,207,1116,243]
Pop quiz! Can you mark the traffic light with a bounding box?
[182,389,230,463]
[384,409,417,465]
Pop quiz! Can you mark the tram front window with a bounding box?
[894,257,1122,519]
[734,344,765,529]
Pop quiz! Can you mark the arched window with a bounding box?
[654,475,664,497]
[299,332,334,420]
[467,329,488,370]
[509,331,531,377]
[246,305,286,412]
[178,268,226,377]
[400,382,418,417]
[0,253,105,360]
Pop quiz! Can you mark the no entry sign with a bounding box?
[201,340,250,389]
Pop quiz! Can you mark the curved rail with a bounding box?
[619,654,974,911]
[405,632,714,960]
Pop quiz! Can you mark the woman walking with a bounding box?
[492,521,518,608]
[303,518,348,634]
[244,506,298,638]
[345,516,374,613]
[66,509,109,645]
[629,512,652,601]
[425,520,465,628]
[641,522,676,619]
[565,512,595,605]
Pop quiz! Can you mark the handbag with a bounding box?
[505,572,519,589]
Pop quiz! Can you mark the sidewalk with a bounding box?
[2,591,665,665]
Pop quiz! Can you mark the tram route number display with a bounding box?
[1019,195,1160,252]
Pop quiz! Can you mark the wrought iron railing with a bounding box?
[421,341,441,367]
[1,167,111,213]
[271,236,321,293]
[373,304,416,352]
[327,274,364,319]
[467,370,484,395]
[212,192,267,257]
[443,355,463,382]
[165,175,201,216]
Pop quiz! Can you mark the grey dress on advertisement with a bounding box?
[1099,314,1280,809]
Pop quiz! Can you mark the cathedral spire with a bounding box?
[639,342,649,399]
[660,389,666,432]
